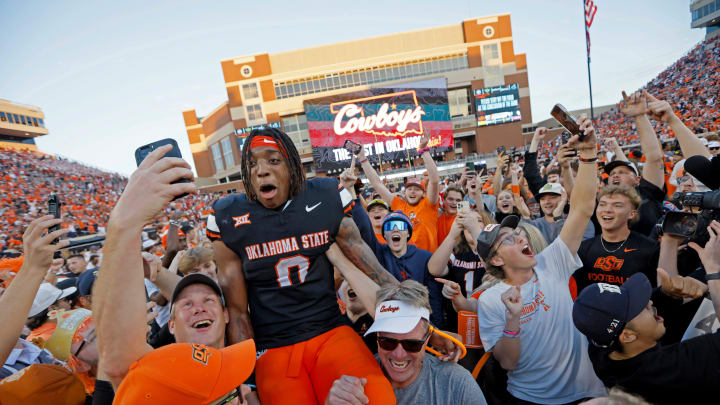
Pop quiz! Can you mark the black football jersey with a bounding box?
[443,249,485,333]
[207,178,355,349]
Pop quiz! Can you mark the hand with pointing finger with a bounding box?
[643,90,678,124]
[340,155,358,198]
[435,277,462,300]
[620,90,648,117]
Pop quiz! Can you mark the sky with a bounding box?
[0,0,704,176]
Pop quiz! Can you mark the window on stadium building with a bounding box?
[0,112,43,127]
[482,44,500,65]
[273,53,469,100]
[246,104,263,121]
[211,143,224,172]
[448,88,472,117]
[221,137,235,168]
[282,114,310,148]
[242,83,259,100]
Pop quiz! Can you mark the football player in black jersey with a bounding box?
[206,128,397,405]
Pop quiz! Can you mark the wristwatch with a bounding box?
[706,273,720,281]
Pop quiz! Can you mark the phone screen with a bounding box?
[343,139,362,155]
[135,138,190,200]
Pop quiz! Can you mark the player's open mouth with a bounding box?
[391,235,402,243]
[192,319,214,330]
[348,289,357,299]
[259,184,277,199]
[373,214,383,221]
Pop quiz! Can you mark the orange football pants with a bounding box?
[255,325,395,405]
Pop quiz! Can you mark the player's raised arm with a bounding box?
[214,240,254,343]
[335,217,399,286]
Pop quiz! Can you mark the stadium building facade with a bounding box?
[0,99,48,151]
[182,15,531,191]
[691,0,720,39]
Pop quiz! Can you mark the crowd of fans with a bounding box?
[1,35,720,405]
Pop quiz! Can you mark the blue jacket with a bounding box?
[351,199,445,328]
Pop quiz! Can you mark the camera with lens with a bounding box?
[661,190,720,240]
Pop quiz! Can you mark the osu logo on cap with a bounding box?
[233,214,251,228]
[191,344,212,365]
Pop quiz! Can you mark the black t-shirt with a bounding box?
[574,231,659,294]
[588,331,720,405]
[632,178,665,236]
[443,249,485,333]
[208,178,354,350]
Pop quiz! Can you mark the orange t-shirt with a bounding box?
[437,212,456,247]
[391,196,439,252]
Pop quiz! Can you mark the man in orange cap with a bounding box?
[94,144,258,404]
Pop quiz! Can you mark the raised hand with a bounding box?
[112,144,196,230]
[621,90,649,117]
[21,215,71,275]
[689,220,720,276]
[556,144,574,169]
[419,133,430,150]
[501,285,523,317]
[339,155,358,196]
[568,114,597,151]
[644,90,677,123]
[533,127,550,143]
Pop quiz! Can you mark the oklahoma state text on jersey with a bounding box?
[206,178,354,350]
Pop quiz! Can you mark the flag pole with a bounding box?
[584,0,595,120]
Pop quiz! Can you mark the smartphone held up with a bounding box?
[135,138,191,200]
[551,104,584,141]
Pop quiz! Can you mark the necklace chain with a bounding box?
[600,235,629,253]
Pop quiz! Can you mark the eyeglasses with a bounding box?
[377,328,431,353]
[383,220,409,233]
[73,328,96,358]
[488,229,525,259]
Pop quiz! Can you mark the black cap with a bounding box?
[171,273,226,307]
[475,215,520,260]
[572,273,652,348]
[604,160,638,176]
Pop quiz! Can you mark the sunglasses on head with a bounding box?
[383,220,409,233]
[377,328,431,353]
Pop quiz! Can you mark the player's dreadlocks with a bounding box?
[241,127,306,201]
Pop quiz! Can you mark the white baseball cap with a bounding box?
[28,283,77,318]
[536,183,565,198]
[364,300,430,336]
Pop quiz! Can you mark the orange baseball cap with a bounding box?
[0,364,86,405]
[114,340,256,405]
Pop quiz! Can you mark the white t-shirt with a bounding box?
[144,279,171,327]
[476,238,606,404]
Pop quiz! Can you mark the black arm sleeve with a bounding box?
[523,151,545,196]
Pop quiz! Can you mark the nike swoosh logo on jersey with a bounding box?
[306,202,322,212]
[624,248,637,253]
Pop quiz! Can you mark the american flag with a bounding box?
[585,0,598,57]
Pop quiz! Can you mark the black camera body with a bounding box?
[662,190,720,239]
